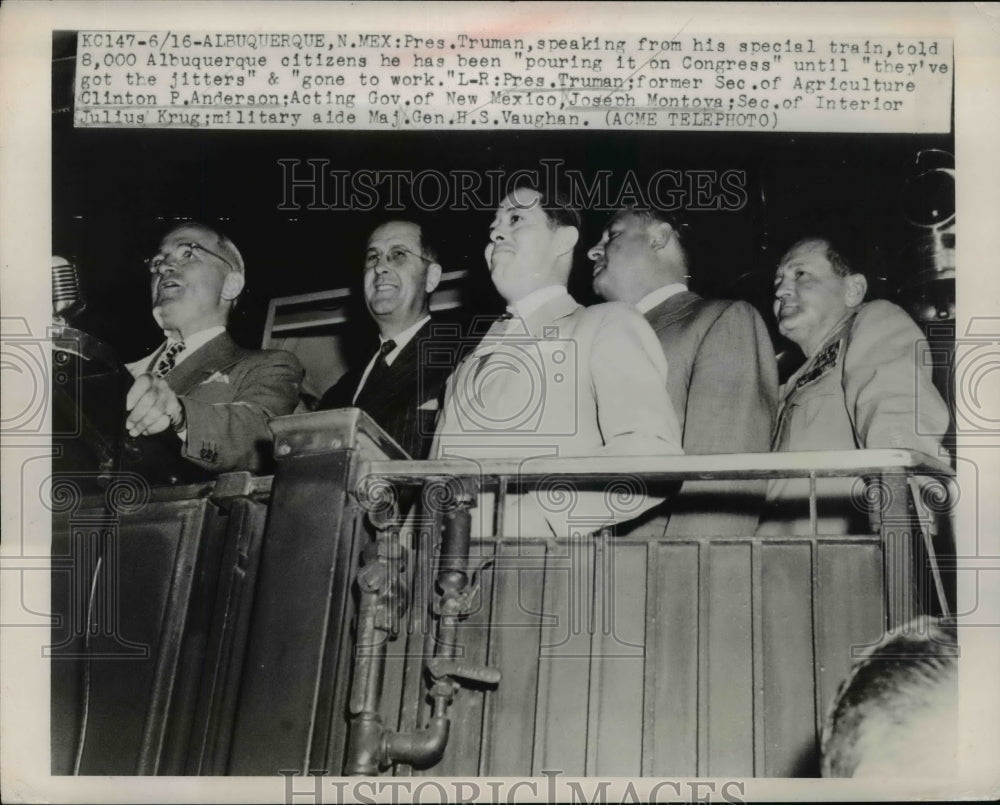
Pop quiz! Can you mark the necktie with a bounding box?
[474,312,514,382]
[357,339,396,400]
[152,340,185,378]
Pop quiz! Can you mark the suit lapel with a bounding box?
[645,290,701,329]
[356,321,426,404]
[166,333,245,395]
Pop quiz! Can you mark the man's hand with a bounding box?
[126,373,186,437]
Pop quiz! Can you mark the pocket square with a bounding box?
[418,398,439,412]
[201,371,231,385]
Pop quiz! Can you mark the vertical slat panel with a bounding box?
[760,541,818,776]
[534,538,593,775]
[750,540,765,777]
[815,540,885,720]
[706,542,754,776]
[482,541,546,774]
[647,541,700,776]
[593,540,646,776]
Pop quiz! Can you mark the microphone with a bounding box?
[52,254,86,324]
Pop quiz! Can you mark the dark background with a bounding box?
[53,32,954,372]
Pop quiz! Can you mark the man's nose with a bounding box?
[587,242,604,262]
[774,276,792,297]
[489,226,505,243]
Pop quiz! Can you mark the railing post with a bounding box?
[877,471,921,629]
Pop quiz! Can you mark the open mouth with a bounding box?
[156,279,183,300]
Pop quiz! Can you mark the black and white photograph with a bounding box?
[2,2,998,802]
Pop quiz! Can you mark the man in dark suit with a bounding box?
[125,222,303,474]
[589,207,778,536]
[317,220,451,459]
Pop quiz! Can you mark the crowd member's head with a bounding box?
[147,222,245,340]
[485,185,580,303]
[363,220,442,338]
[773,237,868,357]
[821,617,958,777]
[588,207,688,304]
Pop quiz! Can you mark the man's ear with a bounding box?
[221,271,245,301]
[845,273,867,308]
[648,221,675,252]
[425,262,443,294]
[553,225,579,256]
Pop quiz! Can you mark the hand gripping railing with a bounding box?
[342,448,955,775]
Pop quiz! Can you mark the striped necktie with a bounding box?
[358,339,397,397]
[152,340,185,378]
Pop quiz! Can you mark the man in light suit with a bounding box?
[759,237,950,534]
[433,187,683,538]
[588,207,778,536]
[125,222,303,475]
[317,219,458,459]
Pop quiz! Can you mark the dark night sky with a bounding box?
[52,32,954,366]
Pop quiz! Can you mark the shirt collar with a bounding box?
[167,325,225,364]
[508,285,568,320]
[635,283,688,314]
[379,314,430,365]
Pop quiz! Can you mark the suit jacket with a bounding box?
[639,291,778,536]
[758,300,949,535]
[317,318,457,459]
[128,332,303,475]
[432,291,683,537]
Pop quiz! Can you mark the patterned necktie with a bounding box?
[152,340,185,378]
[358,339,397,399]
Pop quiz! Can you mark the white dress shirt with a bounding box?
[508,285,567,320]
[635,283,688,314]
[127,325,226,378]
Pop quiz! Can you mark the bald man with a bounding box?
[126,221,303,474]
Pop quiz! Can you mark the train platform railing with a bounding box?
[336,418,954,777]
[50,409,956,777]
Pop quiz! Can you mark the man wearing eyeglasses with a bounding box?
[125,221,303,474]
[317,219,456,459]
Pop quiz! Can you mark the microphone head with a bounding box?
[52,254,86,322]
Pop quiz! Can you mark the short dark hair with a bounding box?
[787,237,859,278]
[613,206,689,248]
[820,617,958,777]
[510,183,581,231]
[368,218,440,264]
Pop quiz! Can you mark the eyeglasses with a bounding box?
[145,242,234,274]
[364,246,431,271]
